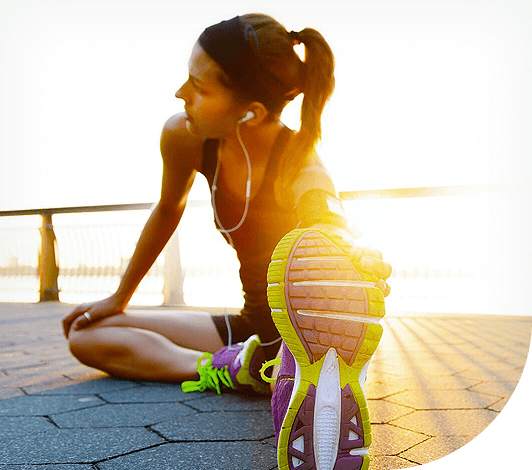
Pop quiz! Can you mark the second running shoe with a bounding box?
[181,334,269,396]
[267,228,385,470]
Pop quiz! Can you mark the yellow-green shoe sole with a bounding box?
[268,229,385,470]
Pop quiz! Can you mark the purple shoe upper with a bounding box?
[211,343,244,385]
[182,335,268,395]
[271,342,296,440]
[210,335,267,390]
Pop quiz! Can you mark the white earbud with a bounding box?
[239,111,255,123]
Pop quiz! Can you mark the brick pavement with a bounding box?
[0,302,530,469]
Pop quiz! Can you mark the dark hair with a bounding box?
[221,14,336,197]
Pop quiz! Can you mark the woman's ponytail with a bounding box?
[297,27,335,157]
[235,14,336,200]
[276,27,335,200]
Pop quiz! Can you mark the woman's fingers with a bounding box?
[349,245,383,261]
[62,304,88,338]
[62,297,125,338]
[375,279,392,297]
[359,255,392,281]
[73,309,96,331]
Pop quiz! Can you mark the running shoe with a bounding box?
[267,228,385,470]
[181,334,270,395]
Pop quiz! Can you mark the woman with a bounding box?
[62,14,391,470]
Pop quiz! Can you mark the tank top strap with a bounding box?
[200,138,220,186]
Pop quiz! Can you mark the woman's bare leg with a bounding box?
[67,310,224,382]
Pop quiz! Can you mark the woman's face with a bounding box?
[176,42,248,139]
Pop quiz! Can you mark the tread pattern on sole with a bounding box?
[268,229,385,470]
[268,229,384,367]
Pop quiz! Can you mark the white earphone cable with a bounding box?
[211,120,252,239]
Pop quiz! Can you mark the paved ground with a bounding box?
[0,302,530,469]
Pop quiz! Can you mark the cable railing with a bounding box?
[1,203,151,302]
[0,184,525,314]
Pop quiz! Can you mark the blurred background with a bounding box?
[1,0,530,315]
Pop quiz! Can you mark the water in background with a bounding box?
[0,189,529,315]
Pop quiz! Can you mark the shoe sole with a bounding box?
[267,229,385,470]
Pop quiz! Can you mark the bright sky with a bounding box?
[0,0,531,314]
[1,0,530,211]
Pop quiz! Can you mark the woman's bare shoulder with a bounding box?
[160,113,204,170]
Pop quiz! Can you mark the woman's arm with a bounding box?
[63,114,203,336]
[112,114,201,307]
[291,157,392,296]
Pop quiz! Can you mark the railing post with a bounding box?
[163,230,184,305]
[38,213,59,301]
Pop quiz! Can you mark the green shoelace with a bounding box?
[181,352,235,395]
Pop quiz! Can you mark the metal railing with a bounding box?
[1,203,152,301]
[339,183,516,200]
[0,184,522,311]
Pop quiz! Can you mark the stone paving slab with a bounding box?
[183,393,273,412]
[389,409,499,436]
[50,402,197,428]
[152,410,275,441]
[0,394,105,416]
[0,427,164,464]
[0,302,531,469]
[1,415,58,439]
[96,441,278,470]
[34,378,142,396]
[97,383,197,403]
[0,466,94,470]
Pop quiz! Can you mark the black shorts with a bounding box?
[211,309,281,361]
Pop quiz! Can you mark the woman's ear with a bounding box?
[245,102,269,126]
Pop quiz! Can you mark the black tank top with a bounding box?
[199,126,298,332]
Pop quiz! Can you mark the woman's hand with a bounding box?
[62,295,126,339]
[349,245,392,297]
[312,224,392,297]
